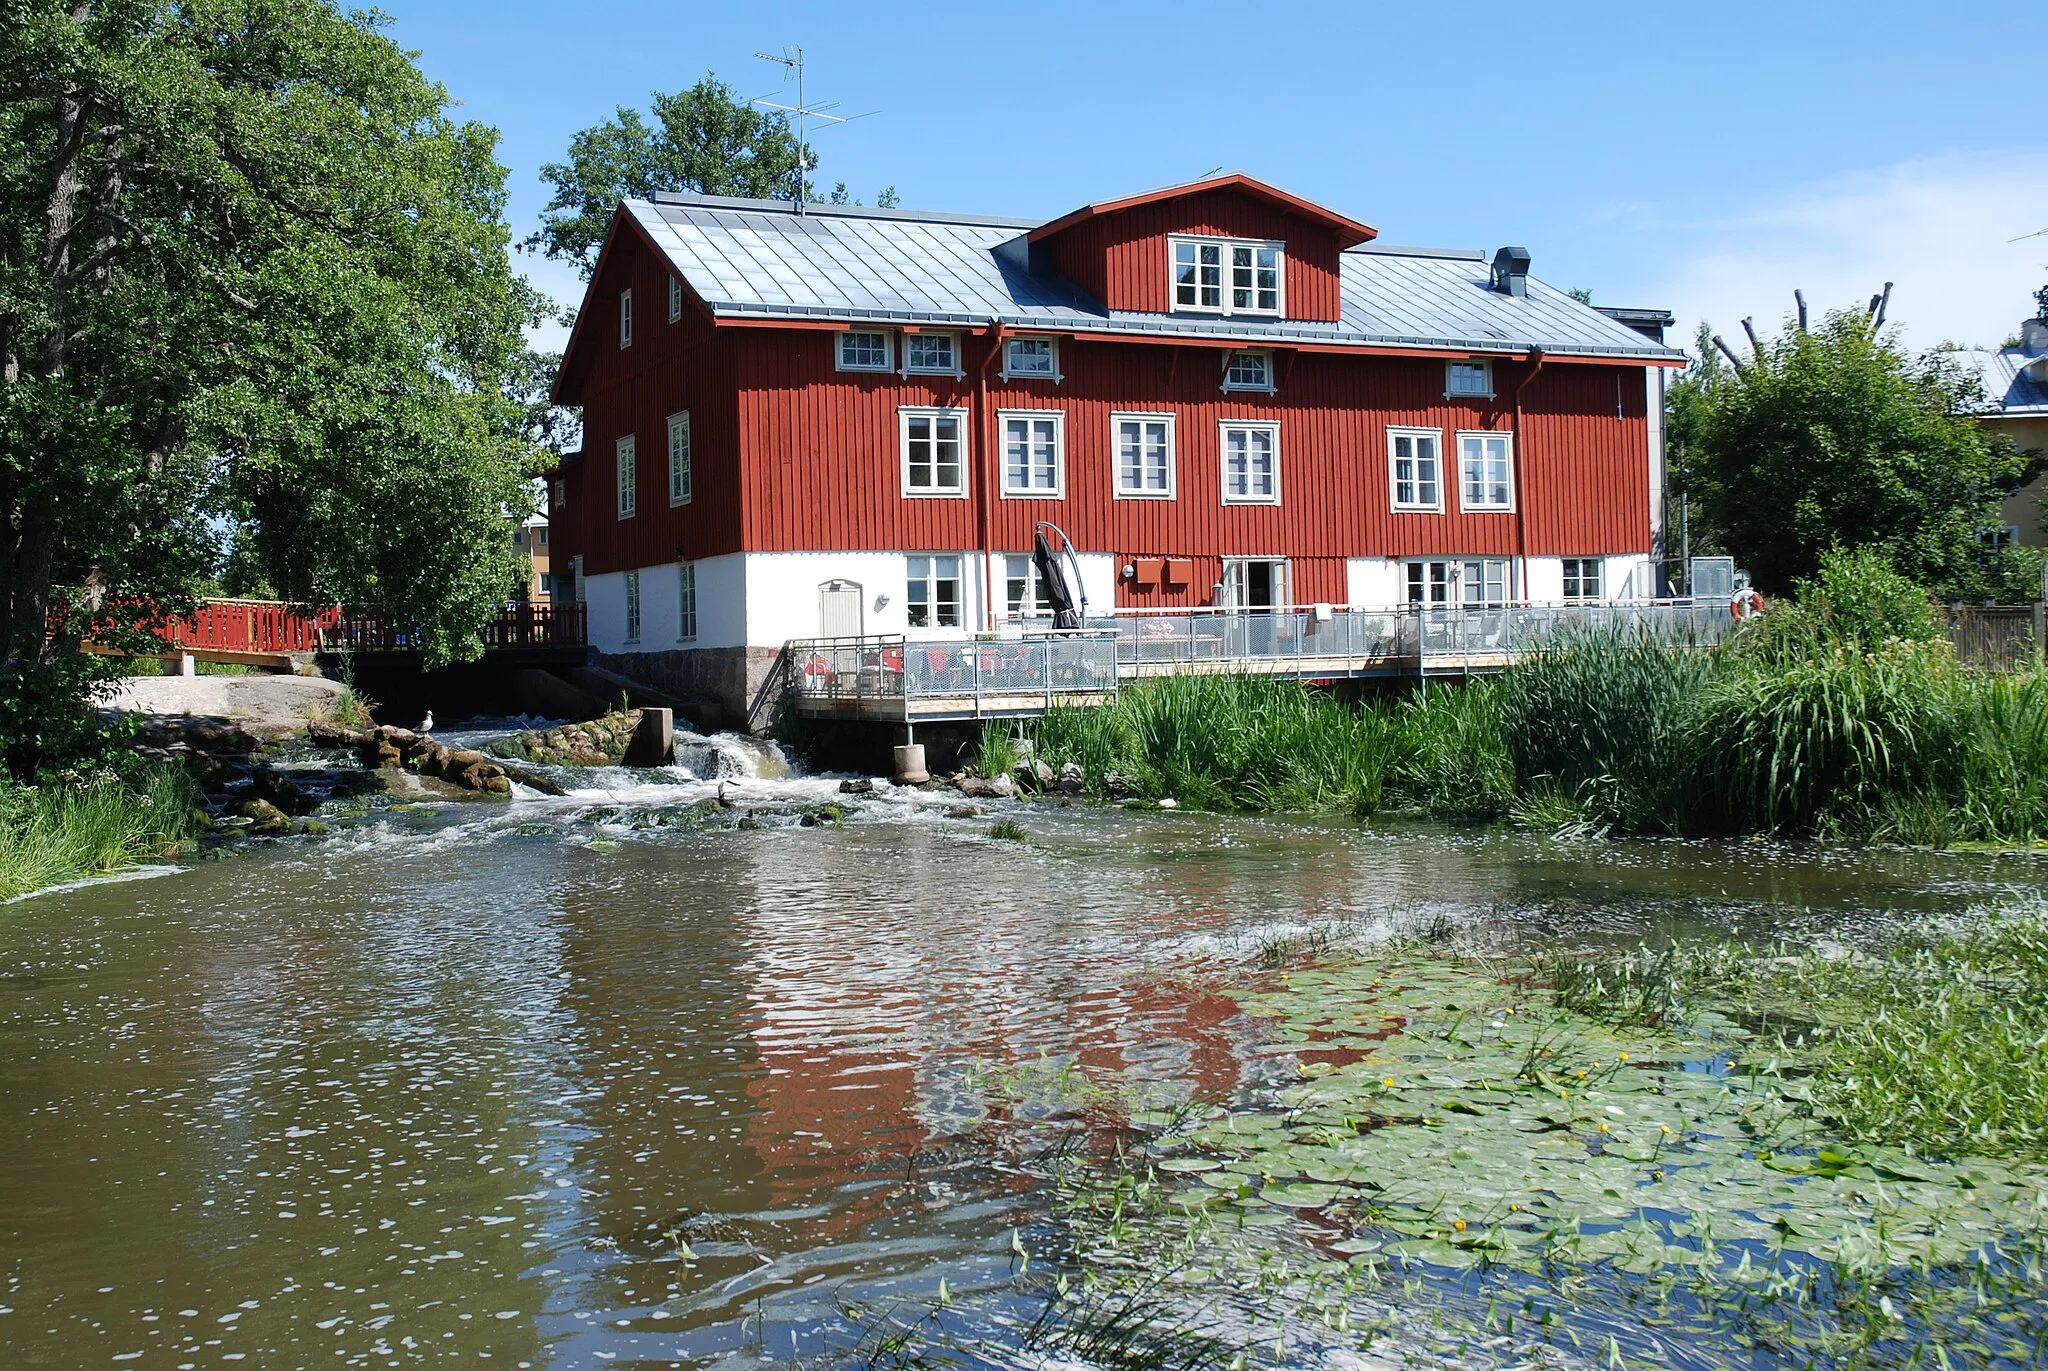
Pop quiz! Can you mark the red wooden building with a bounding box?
[548,173,1682,717]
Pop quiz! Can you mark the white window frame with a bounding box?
[905,553,965,630]
[1222,350,1275,394]
[677,563,698,642]
[615,434,637,518]
[901,331,963,378]
[1456,430,1515,512]
[1002,553,1055,622]
[1219,420,1281,506]
[623,569,642,643]
[551,478,566,512]
[666,411,692,506]
[1406,558,1513,608]
[1001,335,1062,382]
[1561,557,1603,603]
[1170,234,1285,317]
[836,330,893,373]
[1221,557,1291,611]
[619,289,633,348]
[898,407,969,498]
[1112,412,1176,500]
[997,408,1066,499]
[1446,360,1493,399]
[667,274,683,323]
[1386,426,1444,513]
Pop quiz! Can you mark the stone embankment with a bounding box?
[487,709,643,767]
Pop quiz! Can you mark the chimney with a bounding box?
[1490,246,1531,297]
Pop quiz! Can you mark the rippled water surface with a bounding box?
[2,757,2042,1367]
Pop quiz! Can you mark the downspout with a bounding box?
[1510,346,1545,602]
[976,319,1007,632]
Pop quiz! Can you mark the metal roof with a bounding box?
[1963,337,2048,418]
[626,196,1684,363]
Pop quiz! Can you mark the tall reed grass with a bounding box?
[0,766,205,901]
[1028,551,2048,843]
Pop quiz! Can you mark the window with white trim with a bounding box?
[1561,558,1602,602]
[1220,421,1279,504]
[677,563,698,641]
[837,330,891,371]
[615,435,636,518]
[1004,336,1058,380]
[1223,350,1274,392]
[900,408,967,496]
[667,411,691,505]
[903,332,959,374]
[667,275,682,323]
[1406,559,1510,608]
[619,289,633,348]
[1171,235,1283,315]
[1113,413,1175,497]
[1447,361,1492,398]
[624,570,641,642]
[551,478,566,512]
[1003,553,1054,621]
[1457,431,1513,510]
[1000,410,1064,497]
[906,554,963,629]
[1387,428,1443,511]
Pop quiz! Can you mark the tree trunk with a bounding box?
[3,507,56,672]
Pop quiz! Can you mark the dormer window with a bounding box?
[837,330,892,372]
[1172,235,1282,316]
[903,332,961,375]
[1223,350,1274,393]
[1003,335,1060,381]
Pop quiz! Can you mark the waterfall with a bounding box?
[670,730,794,780]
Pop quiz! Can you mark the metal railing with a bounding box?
[785,600,1738,715]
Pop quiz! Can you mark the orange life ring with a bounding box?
[1729,589,1766,621]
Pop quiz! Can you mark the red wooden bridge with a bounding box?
[115,599,587,669]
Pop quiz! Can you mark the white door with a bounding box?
[819,580,864,639]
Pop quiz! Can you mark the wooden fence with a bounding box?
[1947,605,2044,672]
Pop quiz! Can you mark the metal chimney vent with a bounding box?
[1490,246,1531,297]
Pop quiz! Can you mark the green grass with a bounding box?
[988,817,1029,842]
[0,764,208,901]
[974,722,1018,780]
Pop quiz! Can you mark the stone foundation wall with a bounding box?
[591,645,785,732]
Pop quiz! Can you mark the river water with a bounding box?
[1,741,2042,1368]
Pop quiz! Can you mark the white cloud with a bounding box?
[1639,151,2048,358]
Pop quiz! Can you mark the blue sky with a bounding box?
[391,1,2048,356]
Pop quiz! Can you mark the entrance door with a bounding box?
[819,580,864,638]
[1221,559,1289,611]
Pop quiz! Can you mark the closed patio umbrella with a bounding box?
[1032,528,1083,631]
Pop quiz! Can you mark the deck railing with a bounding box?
[786,600,1739,714]
[322,602,586,652]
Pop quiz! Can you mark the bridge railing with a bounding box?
[322,602,586,652]
[789,632,1120,709]
[154,599,343,654]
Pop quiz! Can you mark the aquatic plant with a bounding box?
[973,722,1018,780]
[0,763,205,900]
[988,818,1028,842]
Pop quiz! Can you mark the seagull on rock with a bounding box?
[419,710,435,734]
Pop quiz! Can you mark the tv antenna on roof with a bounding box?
[752,46,848,214]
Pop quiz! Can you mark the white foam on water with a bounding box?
[2,864,186,905]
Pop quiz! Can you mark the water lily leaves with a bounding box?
[1154,1157,1222,1173]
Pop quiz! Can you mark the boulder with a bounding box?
[306,720,358,749]
[1018,758,1055,792]
[1103,770,1138,799]
[957,773,1017,800]
[247,768,313,815]
[185,720,258,754]
[1056,761,1086,796]
[838,778,876,795]
[236,797,292,834]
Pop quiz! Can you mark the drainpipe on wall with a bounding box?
[976,319,1007,632]
[1510,346,1545,602]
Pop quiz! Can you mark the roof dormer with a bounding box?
[1026,173,1374,324]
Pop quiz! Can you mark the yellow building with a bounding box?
[512,514,552,603]
[1968,309,2048,550]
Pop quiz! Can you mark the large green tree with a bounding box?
[1,0,547,772]
[1684,309,2042,599]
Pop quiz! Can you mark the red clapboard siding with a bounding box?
[570,234,744,577]
[714,330,1649,606]
[1039,189,1345,321]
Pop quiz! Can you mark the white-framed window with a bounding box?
[1406,558,1511,608]
[1003,553,1054,621]
[619,289,633,348]
[1003,335,1060,381]
[903,332,960,375]
[1387,427,1443,512]
[615,434,637,518]
[1220,421,1280,504]
[837,330,892,372]
[1457,431,1514,511]
[1113,413,1175,498]
[1562,558,1602,602]
[536,527,548,546]
[678,563,698,641]
[624,570,642,642]
[667,275,682,323]
[540,572,553,595]
[999,409,1064,498]
[906,554,963,629]
[1171,235,1283,315]
[666,411,691,505]
[1223,350,1274,393]
[551,478,566,512]
[1447,360,1493,398]
[900,408,968,497]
